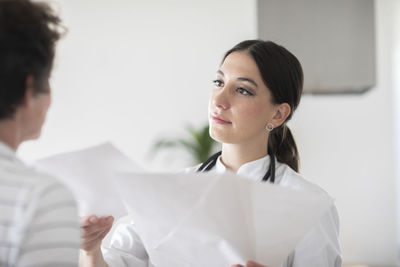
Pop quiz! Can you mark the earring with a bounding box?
[266,123,274,132]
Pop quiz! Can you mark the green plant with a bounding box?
[152,123,218,164]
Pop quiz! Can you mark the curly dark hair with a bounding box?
[0,0,64,119]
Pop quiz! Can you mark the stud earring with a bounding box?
[266,123,274,132]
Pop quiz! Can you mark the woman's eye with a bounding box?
[237,87,253,96]
[212,79,224,87]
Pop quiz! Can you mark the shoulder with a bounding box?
[30,168,76,204]
[275,162,330,197]
[0,162,77,218]
[275,162,340,230]
[275,161,339,222]
[0,160,75,199]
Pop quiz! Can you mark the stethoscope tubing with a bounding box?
[197,150,275,183]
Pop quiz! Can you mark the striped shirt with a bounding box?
[0,142,80,267]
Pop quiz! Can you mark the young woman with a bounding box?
[80,40,341,267]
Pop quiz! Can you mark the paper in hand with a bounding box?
[115,171,333,267]
[35,142,141,219]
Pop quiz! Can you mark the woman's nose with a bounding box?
[212,85,231,110]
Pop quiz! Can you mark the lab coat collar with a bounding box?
[215,154,271,182]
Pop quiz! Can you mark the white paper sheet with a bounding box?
[115,172,333,267]
[35,142,141,219]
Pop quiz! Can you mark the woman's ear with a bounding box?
[271,103,291,127]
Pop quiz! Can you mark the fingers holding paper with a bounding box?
[80,215,114,252]
[231,261,268,267]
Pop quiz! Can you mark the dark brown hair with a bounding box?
[0,0,63,119]
[223,40,303,172]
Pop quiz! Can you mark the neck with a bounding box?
[221,137,269,172]
[0,118,22,151]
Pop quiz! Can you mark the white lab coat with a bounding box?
[103,155,342,267]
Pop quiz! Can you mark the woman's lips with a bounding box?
[211,115,232,125]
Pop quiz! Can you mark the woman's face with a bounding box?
[208,51,277,145]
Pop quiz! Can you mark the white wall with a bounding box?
[394,0,400,259]
[289,0,399,265]
[18,0,399,265]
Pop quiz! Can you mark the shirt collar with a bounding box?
[215,154,271,181]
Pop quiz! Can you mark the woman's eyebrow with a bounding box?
[217,70,259,88]
[237,77,258,88]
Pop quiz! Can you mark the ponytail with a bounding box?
[268,124,299,172]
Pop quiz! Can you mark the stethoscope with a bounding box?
[196,148,276,183]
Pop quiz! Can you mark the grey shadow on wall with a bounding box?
[257,0,376,95]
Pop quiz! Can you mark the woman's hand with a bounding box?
[231,261,268,267]
[80,215,114,267]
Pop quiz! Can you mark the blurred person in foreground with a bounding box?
[0,0,80,265]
